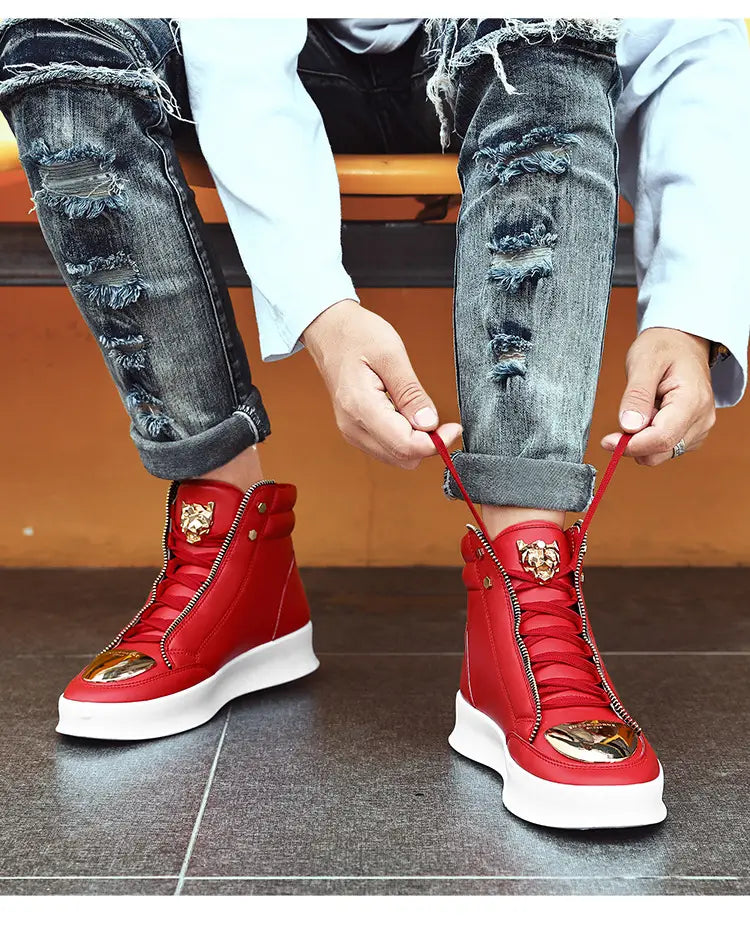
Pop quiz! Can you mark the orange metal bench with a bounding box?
[180,149,461,196]
[3,116,461,197]
[0,113,634,288]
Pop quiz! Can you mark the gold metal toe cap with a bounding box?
[544,720,638,763]
[82,650,157,683]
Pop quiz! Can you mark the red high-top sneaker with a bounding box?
[57,479,317,741]
[432,433,666,829]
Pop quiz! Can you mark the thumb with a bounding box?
[379,343,439,431]
[619,352,661,433]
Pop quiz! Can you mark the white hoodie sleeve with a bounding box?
[617,18,750,406]
[179,18,358,362]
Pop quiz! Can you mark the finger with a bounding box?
[627,385,716,466]
[601,432,622,452]
[425,422,464,455]
[619,350,663,433]
[603,387,707,459]
[621,393,695,460]
[634,429,709,467]
[602,404,657,452]
[347,419,463,470]
[346,425,421,469]
[377,343,440,431]
[382,419,463,466]
[347,381,458,467]
[390,422,464,468]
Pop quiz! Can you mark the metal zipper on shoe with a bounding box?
[470,525,543,743]
[102,481,177,654]
[158,479,276,669]
[431,432,636,744]
[573,527,641,733]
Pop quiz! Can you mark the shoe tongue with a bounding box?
[173,479,245,543]
[491,521,572,583]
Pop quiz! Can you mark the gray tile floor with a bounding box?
[1,567,748,896]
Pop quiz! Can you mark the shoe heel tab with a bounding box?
[269,483,297,513]
[250,484,296,539]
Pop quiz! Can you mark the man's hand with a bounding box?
[303,300,462,469]
[601,327,716,465]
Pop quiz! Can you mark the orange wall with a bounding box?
[1,177,749,567]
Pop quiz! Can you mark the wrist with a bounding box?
[643,327,711,365]
[685,333,711,358]
[302,299,361,352]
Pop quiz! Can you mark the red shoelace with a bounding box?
[510,551,610,709]
[123,521,223,644]
[430,431,630,712]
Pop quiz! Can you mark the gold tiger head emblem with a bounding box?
[516,539,560,583]
[180,501,215,543]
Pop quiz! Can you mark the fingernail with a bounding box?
[620,410,645,431]
[414,407,438,428]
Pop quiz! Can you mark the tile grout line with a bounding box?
[0,874,744,883]
[173,706,231,897]
[182,874,745,882]
[0,876,178,881]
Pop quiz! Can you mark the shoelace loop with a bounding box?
[511,555,610,709]
[124,527,222,643]
[429,431,629,556]
[430,431,630,709]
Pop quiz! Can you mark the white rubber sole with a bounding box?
[57,622,319,741]
[448,692,667,829]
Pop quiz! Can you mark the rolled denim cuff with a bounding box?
[443,452,596,512]
[132,392,271,481]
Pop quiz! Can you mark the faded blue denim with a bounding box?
[431,19,622,511]
[0,18,621,510]
[0,18,269,479]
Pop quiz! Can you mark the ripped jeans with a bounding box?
[0,18,621,510]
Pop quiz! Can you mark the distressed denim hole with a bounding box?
[66,252,145,309]
[487,223,557,293]
[26,141,127,218]
[476,127,580,187]
[126,389,177,441]
[99,333,147,371]
[40,159,116,198]
[488,329,532,388]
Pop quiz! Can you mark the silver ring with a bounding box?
[672,438,687,459]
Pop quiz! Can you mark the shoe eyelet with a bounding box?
[248,529,258,541]
[257,502,267,513]
[483,576,493,589]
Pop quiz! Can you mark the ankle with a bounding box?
[197,445,264,492]
[483,506,566,540]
